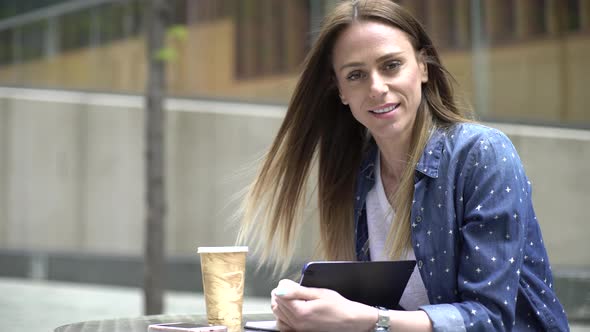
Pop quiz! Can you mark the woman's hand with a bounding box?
[270,279,377,332]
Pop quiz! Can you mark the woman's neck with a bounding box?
[374,133,412,194]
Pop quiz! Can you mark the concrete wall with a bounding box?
[0,87,588,269]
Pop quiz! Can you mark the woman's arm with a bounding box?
[420,126,535,331]
[271,279,433,332]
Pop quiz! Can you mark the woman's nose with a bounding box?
[369,74,388,99]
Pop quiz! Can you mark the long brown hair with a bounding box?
[238,0,471,273]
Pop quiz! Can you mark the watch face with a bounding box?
[376,308,390,330]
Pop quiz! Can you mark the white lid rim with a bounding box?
[197,246,249,253]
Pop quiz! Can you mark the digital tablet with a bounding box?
[299,260,416,309]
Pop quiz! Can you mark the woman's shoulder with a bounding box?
[439,122,514,149]
[437,122,524,171]
[429,122,520,167]
[446,122,507,139]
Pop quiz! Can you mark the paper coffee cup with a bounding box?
[198,246,248,332]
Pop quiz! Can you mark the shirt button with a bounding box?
[416,216,422,223]
[418,260,423,269]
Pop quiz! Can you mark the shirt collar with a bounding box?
[359,140,378,182]
[359,126,446,181]
[415,127,445,179]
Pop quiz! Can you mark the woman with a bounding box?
[238,1,569,331]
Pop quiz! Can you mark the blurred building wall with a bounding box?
[0,14,589,124]
[0,87,588,268]
[0,0,588,320]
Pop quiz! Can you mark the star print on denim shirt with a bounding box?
[353,123,569,332]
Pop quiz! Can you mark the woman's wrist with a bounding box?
[345,302,433,332]
[359,307,433,332]
[351,302,381,332]
[374,307,391,331]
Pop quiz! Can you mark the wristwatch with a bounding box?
[374,306,390,331]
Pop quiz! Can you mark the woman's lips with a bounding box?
[369,103,400,114]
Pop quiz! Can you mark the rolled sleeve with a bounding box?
[420,304,466,332]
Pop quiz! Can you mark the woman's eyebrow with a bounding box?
[339,61,364,72]
[375,51,404,63]
[338,52,404,73]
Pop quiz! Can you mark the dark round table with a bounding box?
[54,313,275,332]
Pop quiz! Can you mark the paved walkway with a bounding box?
[1,277,588,332]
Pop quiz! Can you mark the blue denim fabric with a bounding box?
[354,123,569,331]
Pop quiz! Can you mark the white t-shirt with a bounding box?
[365,153,430,311]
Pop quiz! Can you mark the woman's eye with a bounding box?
[384,61,401,71]
[346,70,363,81]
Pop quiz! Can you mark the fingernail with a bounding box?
[275,288,288,296]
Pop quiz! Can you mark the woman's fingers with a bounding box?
[275,318,294,332]
[272,279,336,330]
[272,288,299,330]
[275,278,327,301]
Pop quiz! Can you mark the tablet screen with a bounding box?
[299,260,416,309]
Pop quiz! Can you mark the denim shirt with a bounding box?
[354,123,569,332]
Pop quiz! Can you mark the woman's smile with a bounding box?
[369,102,400,116]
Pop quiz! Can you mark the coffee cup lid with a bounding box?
[197,246,249,253]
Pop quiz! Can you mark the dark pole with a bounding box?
[144,0,169,315]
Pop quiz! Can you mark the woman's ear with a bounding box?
[418,50,428,83]
[339,93,349,105]
[333,75,348,105]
